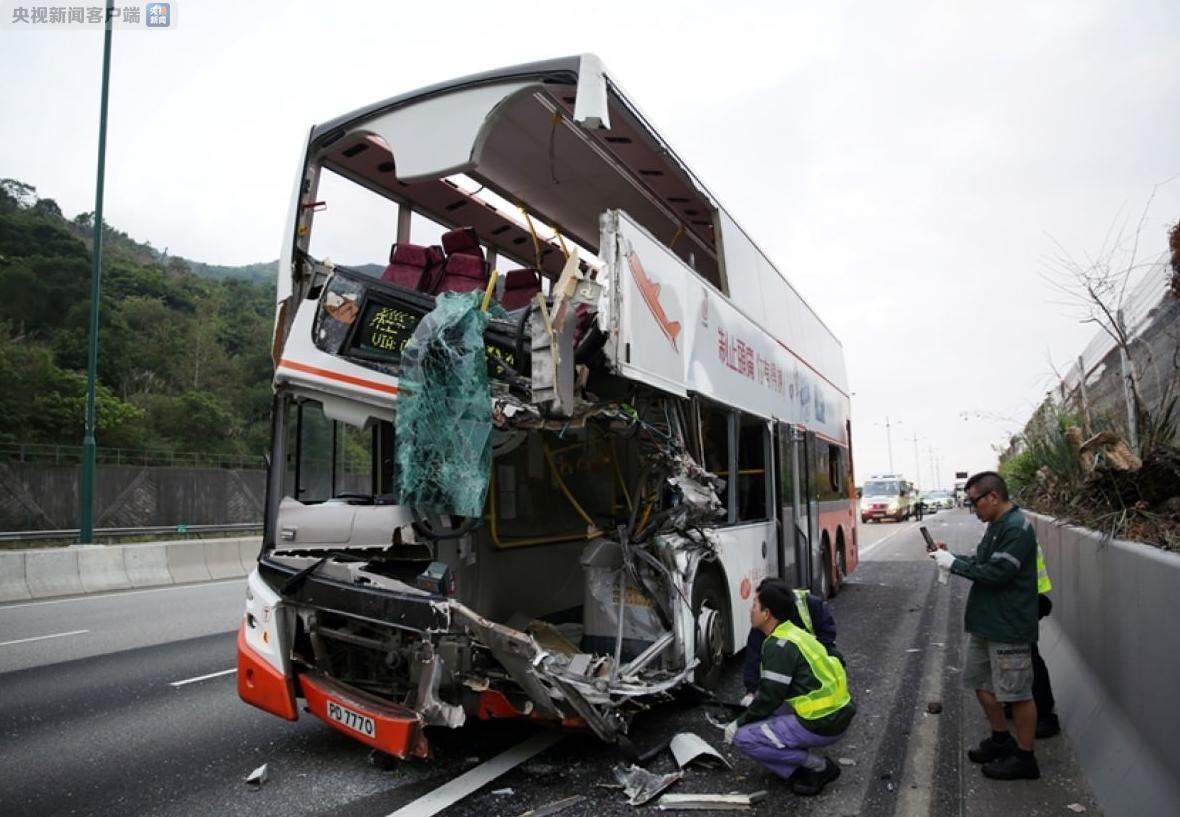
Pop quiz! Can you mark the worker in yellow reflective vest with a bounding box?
[723,582,856,796]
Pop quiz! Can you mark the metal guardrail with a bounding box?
[0,522,262,543]
[0,443,266,470]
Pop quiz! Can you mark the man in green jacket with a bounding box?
[724,582,856,796]
[930,471,1040,780]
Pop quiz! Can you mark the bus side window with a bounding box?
[737,413,768,522]
[697,400,732,523]
[828,444,842,493]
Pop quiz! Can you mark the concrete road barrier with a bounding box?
[238,538,259,574]
[123,544,171,588]
[25,549,83,598]
[77,546,132,593]
[205,539,247,579]
[0,537,261,605]
[0,551,31,602]
[1031,514,1180,817]
[165,541,213,583]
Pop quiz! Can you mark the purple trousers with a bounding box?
[733,710,842,779]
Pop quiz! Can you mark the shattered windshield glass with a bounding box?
[395,290,493,517]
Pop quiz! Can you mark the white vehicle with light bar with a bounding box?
[237,54,859,760]
[859,474,914,523]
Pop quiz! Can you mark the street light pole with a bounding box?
[909,433,921,486]
[80,5,114,545]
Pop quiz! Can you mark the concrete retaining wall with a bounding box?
[0,537,261,603]
[1031,514,1180,817]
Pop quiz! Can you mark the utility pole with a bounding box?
[878,416,896,473]
[909,432,921,486]
[81,4,114,544]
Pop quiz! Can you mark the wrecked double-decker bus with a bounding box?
[237,54,859,760]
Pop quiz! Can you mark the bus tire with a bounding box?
[837,538,849,586]
[819,534,833,599]
[691,569,729,690]
[830,531,846,596]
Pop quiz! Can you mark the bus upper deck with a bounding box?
[240,54,858,761]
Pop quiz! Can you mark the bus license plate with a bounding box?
[326,699,376,738]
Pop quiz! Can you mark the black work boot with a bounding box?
[790,758,841,796]
[968,734,1015,763]
[1036,715,1061,739]
[982,750,1040,780]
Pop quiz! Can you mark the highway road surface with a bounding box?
[0,511,1103,816]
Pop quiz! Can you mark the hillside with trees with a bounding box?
[0,177,276,460]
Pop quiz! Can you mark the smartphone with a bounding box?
[920,526,937,552]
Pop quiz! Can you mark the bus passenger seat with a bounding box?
[429,227,489,295]
[499,268,542,310]
[434,252,489,294]
[416,245,446,294]
[441,227,484,260]
[381,243,429,289]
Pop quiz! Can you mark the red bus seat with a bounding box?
[441,226,483,259]
[499,268,542,310]
[416,245,446,294]
[381,243,428,289]
[434,252,489,294]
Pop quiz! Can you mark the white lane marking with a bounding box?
[0,578,245,611]
[170,668,238,688]
[385,731,564,817]
[0,629,89,647]
[859,521,918,559]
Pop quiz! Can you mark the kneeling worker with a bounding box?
[741,579,840,706]
[724,582,856,796]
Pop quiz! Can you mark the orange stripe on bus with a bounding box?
[278,359,399,395]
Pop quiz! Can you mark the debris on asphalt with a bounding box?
[244,763,269,787]
[669,733,732,770]
[926,701,943,714]
[655,791,768,810]
[637,741,674,765]
[612,763,683,806]
[492,788,515,796]
[512,795,586,817]
[1066,805,1087,813]
[837,757,857,767]
[906,648,921,653]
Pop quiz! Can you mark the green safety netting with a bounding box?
[395,291,492,518]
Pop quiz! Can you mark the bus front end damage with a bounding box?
[242,242,734,759]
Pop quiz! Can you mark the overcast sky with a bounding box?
[3,0,1178,485]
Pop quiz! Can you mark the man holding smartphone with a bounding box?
[929,471,1041,780]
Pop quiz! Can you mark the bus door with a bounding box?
[776,423,816,589]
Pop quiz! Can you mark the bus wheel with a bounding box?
[830,535,846,596]
[691,570,729,690]
[819,535,833,598]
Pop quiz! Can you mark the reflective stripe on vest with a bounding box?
[769,620,850,720]
[1036,544,1052,594]
[793,589,815,634]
